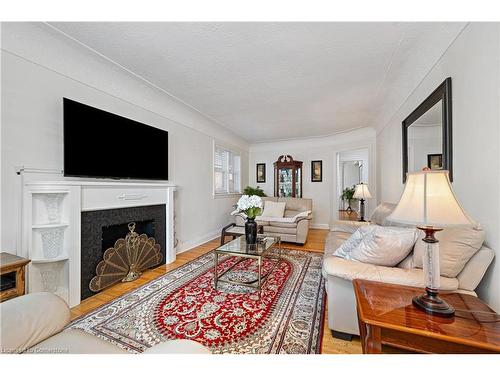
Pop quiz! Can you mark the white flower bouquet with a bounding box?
[235,195,263,219]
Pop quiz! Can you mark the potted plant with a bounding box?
[243,186,267,197]
[341,186,356,213]
[235,195,263,245]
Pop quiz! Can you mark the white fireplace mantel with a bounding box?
[21,180,176,307]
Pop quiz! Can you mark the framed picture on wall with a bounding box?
[427,154,443,170]
[311,160,323,182]
[256,163,266,183]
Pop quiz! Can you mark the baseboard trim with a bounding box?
[310,223,330,230]
[175,229,220,255]
[176,223,329,255]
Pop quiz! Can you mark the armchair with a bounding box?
[234,197,312,244]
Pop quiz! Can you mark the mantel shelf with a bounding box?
[26,180,176,189]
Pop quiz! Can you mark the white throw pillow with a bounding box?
[333,227,365,258]
[341,226,419,267]
[369,203,396,226]
[261,201,286,218]
[412,225,485,278]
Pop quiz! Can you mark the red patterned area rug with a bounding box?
[68,248,326,354]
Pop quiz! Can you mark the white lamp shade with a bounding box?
[353,184,372,199]
[388,170,472,227]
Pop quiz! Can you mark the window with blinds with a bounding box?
[214,145,241,196]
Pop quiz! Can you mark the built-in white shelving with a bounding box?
[31,255,70,264]
[32,223,69,229]
[24,189,73,304]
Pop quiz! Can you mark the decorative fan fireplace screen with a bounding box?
[89,222,163,292]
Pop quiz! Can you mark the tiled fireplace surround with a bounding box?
[81,205,166,300]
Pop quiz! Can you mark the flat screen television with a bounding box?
[64,98,168,180]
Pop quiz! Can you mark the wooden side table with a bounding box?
[353,279,500,354]
[0,252,31,302]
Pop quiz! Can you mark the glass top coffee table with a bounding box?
[213,234,282,292]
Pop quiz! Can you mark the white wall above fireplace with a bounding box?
[22,179,176,307]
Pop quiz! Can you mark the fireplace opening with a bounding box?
[102,219,155,251]
[88,220,163,294]
[81,204,166,301]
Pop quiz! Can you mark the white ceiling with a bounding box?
[49,22,465,142]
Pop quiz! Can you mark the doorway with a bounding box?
[336,148,369,220]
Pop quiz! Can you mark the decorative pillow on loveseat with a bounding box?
[261,201,286,218]
[334,225,419,267]
[412,225,485,278]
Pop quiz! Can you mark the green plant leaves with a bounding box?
[243,186,267,197]
[245,207,262,219]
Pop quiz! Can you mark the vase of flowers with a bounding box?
[235,195,263,245]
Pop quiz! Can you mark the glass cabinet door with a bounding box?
[279,168,293,197]
[295,168,301,197]
[274,155,303,198]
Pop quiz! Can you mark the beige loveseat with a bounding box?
[323,203,495,339]
[0,292,210,354]
[235,197,312,244]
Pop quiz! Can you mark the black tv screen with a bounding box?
[63,98,168,180]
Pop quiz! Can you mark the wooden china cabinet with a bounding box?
[274,155,303,198]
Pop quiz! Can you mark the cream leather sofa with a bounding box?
[323,203,495,339]
[0,292,210,354]
[235,197,312,244]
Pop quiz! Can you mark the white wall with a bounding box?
[0,22,249,255]
[376,23,500,310]
[249,128,376,229]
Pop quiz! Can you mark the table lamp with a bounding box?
[388,170,472,317]
[353,183,372,222]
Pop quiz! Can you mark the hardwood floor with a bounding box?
[70,228,363,354]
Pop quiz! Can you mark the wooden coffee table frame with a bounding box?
[353,279,500,354]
